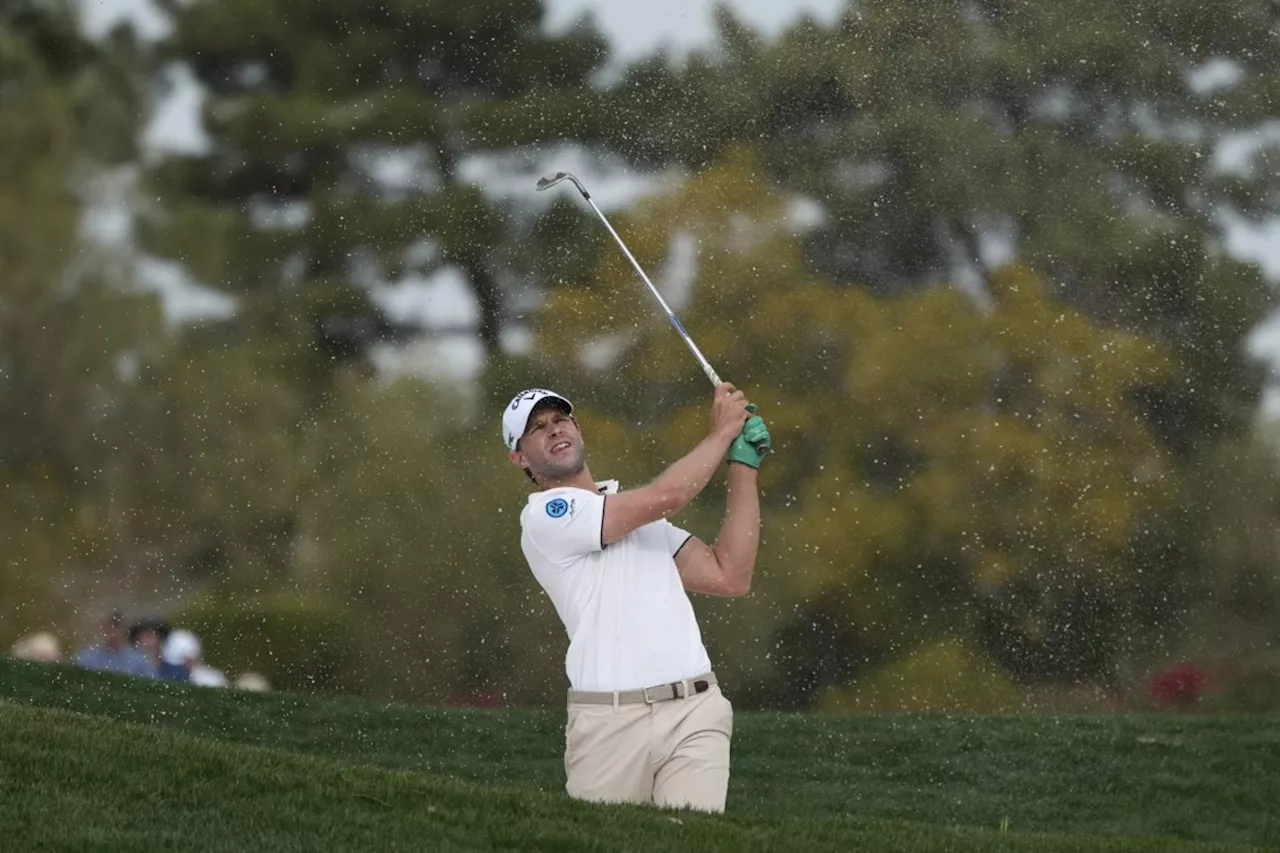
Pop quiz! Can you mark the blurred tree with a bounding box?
[107,341,309,596]
[104,341,574,702]
[0,1,164,642]
[1175,433,1280,661]
[102,0,620,657]
[139,0,612,393]
[16,0,1266,708]
[287,372,576,704]
[600,0,1278,454]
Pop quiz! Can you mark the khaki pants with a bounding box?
[563,682,734,812]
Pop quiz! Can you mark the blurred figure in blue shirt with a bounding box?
[73,610,153,679]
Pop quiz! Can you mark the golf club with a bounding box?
[536,170,769,456]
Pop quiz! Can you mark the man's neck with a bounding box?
[538,466,599,493]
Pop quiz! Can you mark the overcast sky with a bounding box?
[80,0,845,55]
[543,0,844,59]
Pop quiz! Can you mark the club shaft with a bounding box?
[540,170,769,455]
[580,195,722,387]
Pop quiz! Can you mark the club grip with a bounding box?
[745,402,771,456]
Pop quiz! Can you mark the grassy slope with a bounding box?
[3,659,1278,852]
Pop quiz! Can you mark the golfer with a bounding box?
[503,382,770,813]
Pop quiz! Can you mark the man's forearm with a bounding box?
[712,463,760,593]
[652,432,737,511]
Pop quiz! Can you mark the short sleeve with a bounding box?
[665,521,694,557]
[524,489,607,563]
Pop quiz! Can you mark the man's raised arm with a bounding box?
[601,383,750,545]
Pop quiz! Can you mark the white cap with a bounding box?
[502,389,573,450]
[191,664,229,688]
[162,629,202,665]
[235,672,271,692]
[10,631,61,662]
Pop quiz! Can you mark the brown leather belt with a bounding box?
[568,671,717,706]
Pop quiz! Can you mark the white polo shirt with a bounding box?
[518,479,714,692]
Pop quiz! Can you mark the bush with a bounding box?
[1202,650,1280,713]
[170,594,364,695]
[1218,666,1280,712]
[817,639,1026,713]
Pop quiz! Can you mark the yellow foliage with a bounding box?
[819,639,1025,713]
[530,145,1186,665]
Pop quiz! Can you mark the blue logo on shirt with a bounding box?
[546,498,569,518]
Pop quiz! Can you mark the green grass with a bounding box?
[2,658,1278,852]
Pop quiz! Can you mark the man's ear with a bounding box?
[509,448,538,486]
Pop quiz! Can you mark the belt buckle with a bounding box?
[642,682,682,704]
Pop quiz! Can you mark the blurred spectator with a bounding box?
[74,611,154,678]
[10,632,63,663]
[130,618,189,683]
[162,629,228,687]
[234,672,271,692]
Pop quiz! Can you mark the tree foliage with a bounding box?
[599,0,1279,450]
[524,150,1188,702]
[139,0,612,377]
[0,1,162,643]
[5,1,1278,709]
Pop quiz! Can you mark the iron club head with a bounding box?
[536,171,589,198]
[535,172,568,190]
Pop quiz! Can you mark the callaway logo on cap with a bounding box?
[502,389,574,451]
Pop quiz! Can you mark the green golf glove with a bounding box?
[728,412,772,468]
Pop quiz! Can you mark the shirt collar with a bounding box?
[528,478,620,504]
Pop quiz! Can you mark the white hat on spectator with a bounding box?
[191,664,229,688]
[234,672,271,692]
[10,632,61,662]
[162,629,202,666]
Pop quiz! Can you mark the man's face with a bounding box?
[135,628,160,657]
[102,619,125,648]
[509,401,586,484]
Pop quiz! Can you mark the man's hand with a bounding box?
[710,382,750,441]
[728,414,771,468]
